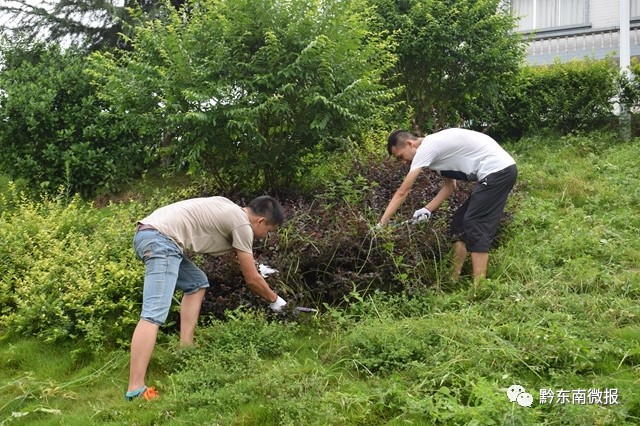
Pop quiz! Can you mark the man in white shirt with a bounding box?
[125,196,286,401]
[378,128,517,284]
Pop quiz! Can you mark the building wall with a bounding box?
[522,0,640,65]
[592,0,622,28]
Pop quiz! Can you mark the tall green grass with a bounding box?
[1,133,639,425]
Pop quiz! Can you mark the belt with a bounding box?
[137,223,156,231]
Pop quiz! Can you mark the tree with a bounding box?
[0,0,186,51]
[369,0,525,132]
[0,38,149,196]
[89,0,397,194]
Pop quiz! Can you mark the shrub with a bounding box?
[0,176,28,213]
[619,57,640,135]
[492,58,619,140]
[0,190,144,351]
[368,0,524,131]
[0,39,148,198]
[89,0,396,195]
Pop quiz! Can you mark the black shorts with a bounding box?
[450,164,517,252]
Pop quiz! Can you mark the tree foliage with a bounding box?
[0,0,185,51]
[0,38,148,197]
[88,0,397,194]
[368,0,525,132]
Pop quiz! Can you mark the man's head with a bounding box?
[387,129,421,164]
[246,196,285,238]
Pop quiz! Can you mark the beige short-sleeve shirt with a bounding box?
[139,197,253,255]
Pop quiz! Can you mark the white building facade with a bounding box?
[510,0,640,64]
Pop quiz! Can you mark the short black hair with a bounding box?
[387,129,417,155]
[247,196,285,226]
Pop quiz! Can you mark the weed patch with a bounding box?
[199,155,481,319]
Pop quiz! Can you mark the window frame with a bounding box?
[510,0,589,33]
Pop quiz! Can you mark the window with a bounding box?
[511,0,587,32]
[633,0,640,18]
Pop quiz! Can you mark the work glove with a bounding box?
[412,207,431,224]
[270,296,287,312]
[258,263,279,278]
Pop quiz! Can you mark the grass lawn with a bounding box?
[1,133,639,425]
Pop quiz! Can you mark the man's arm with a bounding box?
[425,177,456,213]
[379,168,422,225]
[236,250,278,303]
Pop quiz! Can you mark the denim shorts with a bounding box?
[133,229,209,325]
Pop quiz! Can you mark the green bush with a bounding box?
[369,0,524,131]
[89,0,396,195]
[493,59,619,140]
[0,191,144,351]
[0,39,148,198]
[0,176,28,213]
[619,57,640,134]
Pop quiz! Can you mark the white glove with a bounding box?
[412,207,431,223]
[258,263,279,277]
[270,296,287,312]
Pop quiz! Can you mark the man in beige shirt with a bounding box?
[125,196,286,401]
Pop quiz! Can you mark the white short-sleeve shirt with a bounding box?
[410,128,515,181]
